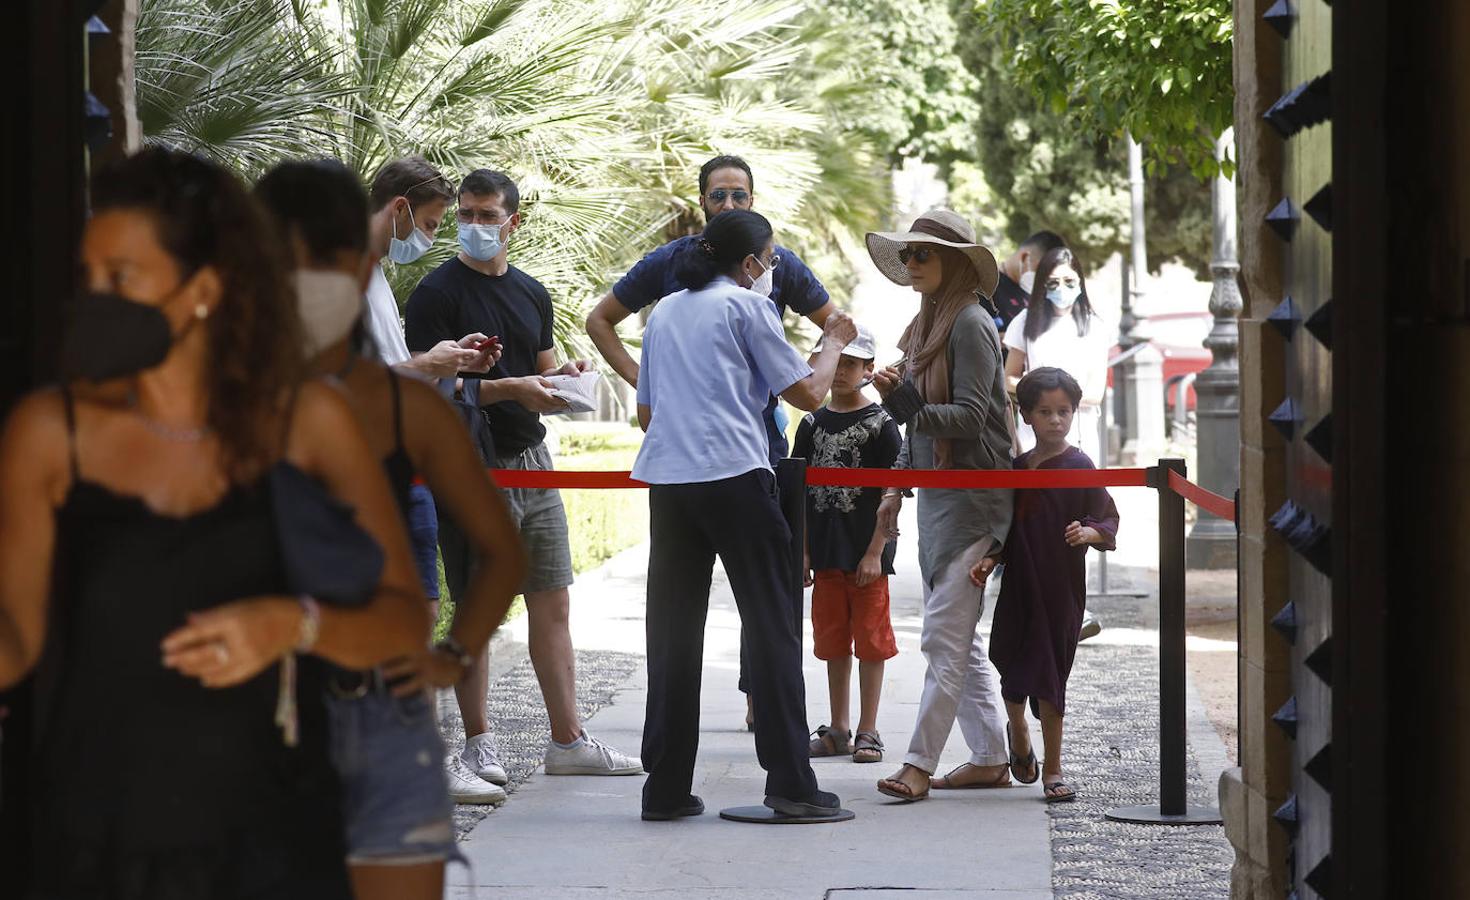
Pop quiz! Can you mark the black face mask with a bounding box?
[61,292,175,382]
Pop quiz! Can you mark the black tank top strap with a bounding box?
[61,386,80,481]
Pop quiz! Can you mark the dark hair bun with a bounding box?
[673,209,773,291]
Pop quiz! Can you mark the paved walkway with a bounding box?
[448,505,1050,899]
[438,489,1232,898]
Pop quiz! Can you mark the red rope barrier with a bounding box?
[805,467,1150,489]
[1166,469,1236,521]
[487,466,1152,490]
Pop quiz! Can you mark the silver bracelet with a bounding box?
[295,595,321,653]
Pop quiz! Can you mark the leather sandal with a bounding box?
[876,765,930,803]
[808,725,851,757]
[930,762,1012,790]
[1043,780,1077,803]
[852,731,884,763]
[1006,723,1039,784]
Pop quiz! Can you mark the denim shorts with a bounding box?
[325,684,457,865]
[406,483,441,601]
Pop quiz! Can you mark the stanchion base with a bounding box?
[719,805,855,825]
[1104,803,1223,825]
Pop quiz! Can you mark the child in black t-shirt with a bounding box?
[792,325,903,764]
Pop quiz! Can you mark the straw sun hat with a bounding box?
[865,208,999,298]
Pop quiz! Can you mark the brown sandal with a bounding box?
[852,731,884,763]
[930,762,1013,790]
[808,725,851,757]
[876,765,930,803]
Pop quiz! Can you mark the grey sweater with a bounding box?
[894,302,1015,587]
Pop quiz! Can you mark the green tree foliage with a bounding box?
[978,0,1233,177]
[820,0,982,166]
[135,0,943,353]
[948,16,1212,276]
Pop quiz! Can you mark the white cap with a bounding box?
[813,323,876,360]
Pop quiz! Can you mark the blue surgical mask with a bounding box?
[458,222,506,262]
[387,203,434,265]
[1047,284,1081,309]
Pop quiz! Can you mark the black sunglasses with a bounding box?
[898,246,936,265]
[706,189,751,205]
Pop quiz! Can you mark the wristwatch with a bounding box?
[433,636,476,671]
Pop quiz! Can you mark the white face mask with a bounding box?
[1018,269,1036,293]
[1047,284,1082,309]
[747,257,774,298]
[294,269,364,357]
[387,203,434,265]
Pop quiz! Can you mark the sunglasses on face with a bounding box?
[456,208,509,226]
[898,247,936,265]
[706,189,751,205]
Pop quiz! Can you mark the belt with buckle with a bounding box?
[328,667,388,699]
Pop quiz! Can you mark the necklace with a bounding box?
[128,392,211,443]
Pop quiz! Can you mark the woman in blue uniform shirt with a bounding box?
[632,209,858,821]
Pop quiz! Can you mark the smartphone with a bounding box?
[475,335,501,351]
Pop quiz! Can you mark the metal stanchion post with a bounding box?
[1105,458,1222,825]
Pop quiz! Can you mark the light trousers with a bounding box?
[904,537,1009,774]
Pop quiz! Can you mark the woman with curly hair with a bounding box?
[0,148,428,899]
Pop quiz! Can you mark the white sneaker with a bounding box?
[447,754,507,806]
[543,731,643,776]
[463,732,509,786]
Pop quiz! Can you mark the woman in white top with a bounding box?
[1002,247,1110,464]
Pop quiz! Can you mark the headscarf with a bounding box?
[896,246,985,469]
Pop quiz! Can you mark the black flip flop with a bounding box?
[1006,723,1040,785]
[1043,781,1077,803]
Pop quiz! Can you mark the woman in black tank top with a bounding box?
[255,159,525,900]
[0,149,429,899]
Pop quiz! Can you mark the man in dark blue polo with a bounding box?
[587,156,835,726]
[586,155,835,461]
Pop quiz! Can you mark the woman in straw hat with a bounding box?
[867,209,1020,802]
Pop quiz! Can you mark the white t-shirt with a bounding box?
[364,264,412,366]
[1002,307,1110,406]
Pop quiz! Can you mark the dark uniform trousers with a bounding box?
[641,468,818,811]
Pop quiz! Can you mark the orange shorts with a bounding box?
[811,570,898,662]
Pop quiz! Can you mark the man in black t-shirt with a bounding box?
[992,229,1067,333]
[405,169,642,790]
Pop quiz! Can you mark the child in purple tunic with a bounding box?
[971,367,1119,803]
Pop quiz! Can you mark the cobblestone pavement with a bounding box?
[1041,567,1233,898]
[438,648,643,839]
